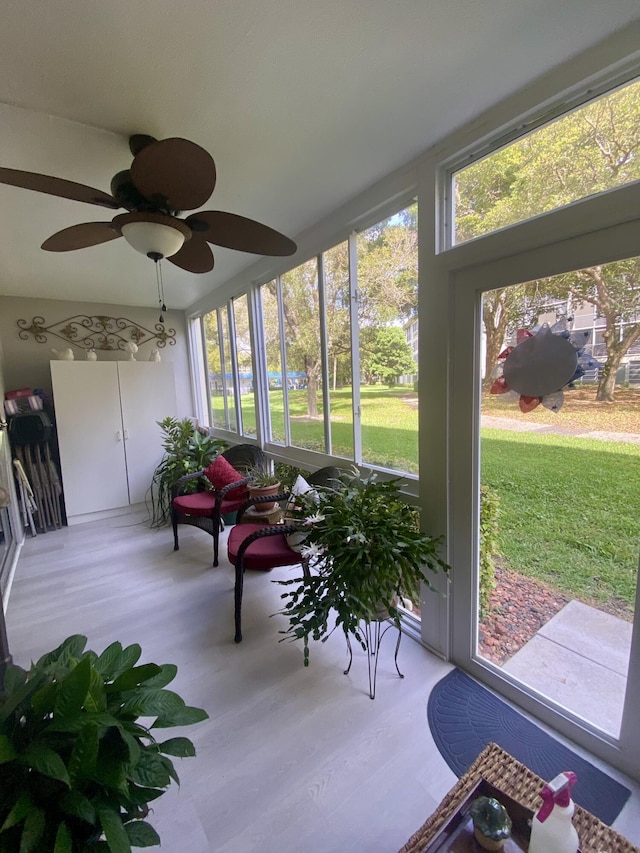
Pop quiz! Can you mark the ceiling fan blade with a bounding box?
[130,138,216,211]
[0,168,118,209]
[129,134,157,156]
[41,222,121,252]
[167,236,214,273]
[186,211,297,256]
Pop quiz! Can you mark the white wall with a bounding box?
[0,296,194,416]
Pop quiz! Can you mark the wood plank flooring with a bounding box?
[6,513,640,852]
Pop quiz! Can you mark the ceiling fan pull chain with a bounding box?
[159,260,167,319]
[155,258,165,324]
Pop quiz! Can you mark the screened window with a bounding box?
[453,77,640,244]
[357,203,419,474]
[232,295,257,438]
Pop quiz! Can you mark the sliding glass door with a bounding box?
[449,217,640,778]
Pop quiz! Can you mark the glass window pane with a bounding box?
[281,259,324,452]
[324,241,354,461]
[261,281,286,444]
[454,78,640,244]
[478,257,640,736]
[232,295,257,438]
[203,309,226,429]
[220,305,237,433]
[357,202,419,474]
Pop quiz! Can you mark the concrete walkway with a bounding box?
[502,600,633,736]
[481,414,640,444]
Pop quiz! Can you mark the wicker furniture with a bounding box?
[227,466,344,643]
[398,742,638,853]
[171,444,267,568]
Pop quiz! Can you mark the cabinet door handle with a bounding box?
[116,430,123,441]
[123,428,129,440]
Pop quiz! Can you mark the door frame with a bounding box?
[448,214,640,779]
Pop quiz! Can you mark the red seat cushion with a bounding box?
[204,455,248,501]
[173,492,248,518]
[227,524,303,572]
[172,492,216,517]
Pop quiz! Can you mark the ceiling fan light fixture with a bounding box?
[113,212,191,259]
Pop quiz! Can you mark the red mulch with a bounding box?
[478,567,569,665]
[478,566,633,665]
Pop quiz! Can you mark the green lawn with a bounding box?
[216,386,640,608]
[481,430,639,609]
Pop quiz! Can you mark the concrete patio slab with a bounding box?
[537,600,633,676]
[502,601,633,736]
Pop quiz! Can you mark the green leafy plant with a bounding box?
[247,467,281,488]
[0,635,208,853]
[479,485,501,620]
[148,417,226,527]
[276,469,450,665]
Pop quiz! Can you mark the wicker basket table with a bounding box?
[398,742,638,853]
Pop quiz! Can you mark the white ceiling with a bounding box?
[0,0,638,311]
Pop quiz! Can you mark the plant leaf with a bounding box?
[151,705,208,729]
[97,806,131,853]
[0,792,33,832]
[129,750,171,789]
[53,821,72,853]
[35,635,87,669]
[2,664,27,697]
[60,790,96,825]
[85,666,107,713]
[18,807,45,853]
[0,734,17,763]
[121,689,184,718]
[141,664,177,689]
[68,722,99,784]
[22,743,70,786]
[54,656,91,720]
[157,737,195,758]
[125,785,165,807]
[124,820,161,847]
[107,664,162,693]
[94,642,123,677]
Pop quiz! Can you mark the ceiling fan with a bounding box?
[0,134,297,273]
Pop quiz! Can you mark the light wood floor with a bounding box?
[6,513,640,852]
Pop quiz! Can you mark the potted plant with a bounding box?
[469,796,512,850]
[275,469,450,665]
[247,467,282,513]
[148,417,226,527]
[0,634,208,852]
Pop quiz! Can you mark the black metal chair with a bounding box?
[227,466,345,642]
[171,443,267,567]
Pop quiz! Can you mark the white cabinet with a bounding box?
[51,361,177,523]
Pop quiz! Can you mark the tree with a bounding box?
[456,80,640,399]
[361,326,416,385]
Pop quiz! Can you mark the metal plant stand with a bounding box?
[344,617,404,700]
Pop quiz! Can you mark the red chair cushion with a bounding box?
[173,492,248,518]
[204,455,248,501]
[227,524,303,572]
[172,492,216,517]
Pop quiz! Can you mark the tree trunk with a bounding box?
[483,293,510,385]
[305,356,320,418]
[596,325,640,402]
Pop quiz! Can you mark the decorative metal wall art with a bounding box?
[17,315,176,351]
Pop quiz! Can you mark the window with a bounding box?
[232,295,257,438]
[357,203,419,474]
[453,77,640,244]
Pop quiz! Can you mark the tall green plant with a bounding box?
[0,635,207,852]
[479,485,501,620]
[148,417,226,527]
[276,470,449,665]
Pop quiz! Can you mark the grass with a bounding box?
[213,384,640,608]
[481,430,639,610]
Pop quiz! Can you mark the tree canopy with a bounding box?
[456,80,640,400]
